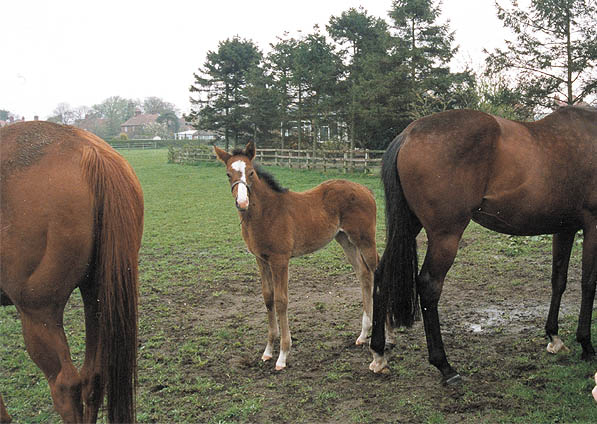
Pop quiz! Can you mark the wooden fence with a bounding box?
[169,147,385,174]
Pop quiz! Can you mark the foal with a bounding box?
[215,141,379,370]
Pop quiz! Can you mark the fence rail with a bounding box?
[111,140,160,149]
[169,147,385,174]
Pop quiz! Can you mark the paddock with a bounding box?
[1,149,595,423]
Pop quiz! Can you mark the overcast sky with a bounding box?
[2,0,513,120]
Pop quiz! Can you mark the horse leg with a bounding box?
[256,258,279,362]
[78,282,103,423]
[0,395,11,423]
[269,256,291,370]
[545,231,575,354]
[335,232,373,345]
[577,224,597,360]
[418,231,463,384]
[20,307,83,422]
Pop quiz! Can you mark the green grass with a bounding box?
[1,149,595,423]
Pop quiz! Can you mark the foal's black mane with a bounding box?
[231,148,288,193]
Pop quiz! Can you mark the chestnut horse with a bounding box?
[0,122,144,422]
[215,141,381,370]
[370,106,596,384]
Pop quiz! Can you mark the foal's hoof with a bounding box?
[443,374,462,386]
[355,336,368,346]
[275,364,286,371]
[261,354,272,362]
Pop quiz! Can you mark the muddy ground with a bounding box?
[141,231,594,423]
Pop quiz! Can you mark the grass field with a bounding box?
[1,148,596,423]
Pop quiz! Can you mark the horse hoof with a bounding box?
[443,374,462,386]
[261,354,272,362]
[275,364,286,371]
[355,338,367,346]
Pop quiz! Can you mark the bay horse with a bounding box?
[370,106,597,384]
[0,121,144,423]
[215,141,382,370]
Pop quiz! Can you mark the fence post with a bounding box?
[343,152,347,174]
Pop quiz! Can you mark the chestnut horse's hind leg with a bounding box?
[256,258,279,362]
[418,231,464,385]
[20,306,83,423]
[0,394,11,423]
[576,224,597,360]
[545,231,575,354]
[78,281,104,423]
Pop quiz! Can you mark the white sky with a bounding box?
[1,0,511,120]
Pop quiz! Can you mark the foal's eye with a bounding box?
[248,170,255,177]
[226,173,231,179]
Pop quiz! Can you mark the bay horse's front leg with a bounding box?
[269,257,292,370]
[0,394,11,423]
[576,225,597,360]
[256,258,278,362]
[545,231,575,354]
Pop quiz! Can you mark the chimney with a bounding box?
[34,115,39,121]
[135,108,142,116]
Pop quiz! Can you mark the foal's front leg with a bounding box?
[269,256,292,370]
[256,258,278,362]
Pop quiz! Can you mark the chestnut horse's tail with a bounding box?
[371,132,420,356]
[82,142,143,423]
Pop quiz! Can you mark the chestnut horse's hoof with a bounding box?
[443,373,462,386]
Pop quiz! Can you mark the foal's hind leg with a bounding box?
[335,232,374,345]
[545,231,575,354]
[0,394,11,423]
[576,224,597,360]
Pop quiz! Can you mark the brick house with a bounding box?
[120,109,159,138]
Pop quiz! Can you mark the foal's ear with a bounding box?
[214,146,231,164]
[245,141,256,160]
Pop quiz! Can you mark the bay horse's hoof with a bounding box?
[443,374,462,386]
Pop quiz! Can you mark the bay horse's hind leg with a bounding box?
[545,231,575,354]
[79,280,104,423]
[20,306,83,422]
[0,394,11,423]
[577,224,597,360]
[418,230,464,384]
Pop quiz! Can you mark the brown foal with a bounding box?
[215,141,380,370]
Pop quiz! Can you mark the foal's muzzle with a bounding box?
[231,180,251,211]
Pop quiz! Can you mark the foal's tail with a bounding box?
[82,141,144,423]
[370,132,420,356]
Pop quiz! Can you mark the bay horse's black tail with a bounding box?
[371,131,420,355]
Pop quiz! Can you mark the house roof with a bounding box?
[121,113,159,127]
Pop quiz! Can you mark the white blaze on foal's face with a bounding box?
[231,160,249,210]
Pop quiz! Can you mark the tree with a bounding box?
[156,111,180,135]
[189,37,262,150]
[328,7,392,149]
[389,0,474,120]
[92,96,138,139]
[0,110,10,121]
[48,102,76,125]
[486,0,597,111]
[144,97,177,115]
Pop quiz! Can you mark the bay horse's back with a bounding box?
[0,121,143,423]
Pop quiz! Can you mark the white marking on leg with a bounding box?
[356,312,372,345]
[369,350,389,374]
[546,335,570,354]
[275,350,288,370]
[262,343,273,361]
